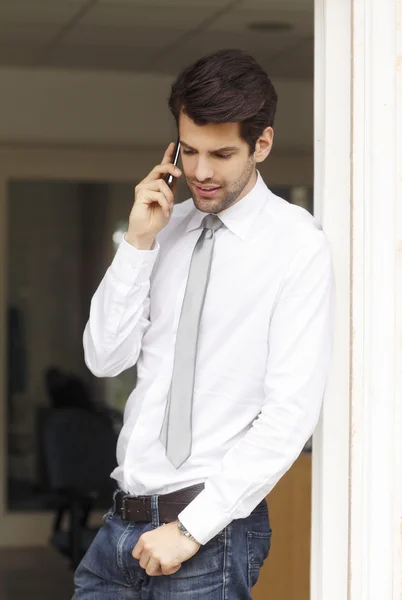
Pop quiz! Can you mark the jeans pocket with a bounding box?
[247,530,272,589]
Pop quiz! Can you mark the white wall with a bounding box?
[0,67,313,150]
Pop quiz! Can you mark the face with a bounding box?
[178,112,273,214]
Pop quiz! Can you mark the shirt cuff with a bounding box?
[178,489,233,546]
[109,234,160,288]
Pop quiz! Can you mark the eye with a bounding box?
[215,154,232,160]
[182,149,195,155]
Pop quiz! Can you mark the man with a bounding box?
[73,49,335,599]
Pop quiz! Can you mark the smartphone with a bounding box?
[164,138,181,189]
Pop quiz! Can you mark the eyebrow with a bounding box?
[180,141,240,153]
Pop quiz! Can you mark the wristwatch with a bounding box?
[177,520,200,545]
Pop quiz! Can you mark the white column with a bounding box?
[311,1,351,599]
[348,0,402,597]
[312,0,402,598]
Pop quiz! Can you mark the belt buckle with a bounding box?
[120,495,129,521]
[121,495,148,521]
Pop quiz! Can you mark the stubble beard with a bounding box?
[187,155,256,214]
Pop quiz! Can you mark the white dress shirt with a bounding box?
[83,172,335,545]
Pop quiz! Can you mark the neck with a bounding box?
[240,169,258,200]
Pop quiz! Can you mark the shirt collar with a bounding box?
[185,171,269,241]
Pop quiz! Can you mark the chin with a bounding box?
[193,198,222,213]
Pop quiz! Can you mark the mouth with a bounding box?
[194,184,221,198]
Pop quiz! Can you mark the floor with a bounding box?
[0,547,74,600]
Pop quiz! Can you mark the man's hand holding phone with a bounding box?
[126,142,182,250]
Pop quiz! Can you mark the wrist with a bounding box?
[124,232,156,250]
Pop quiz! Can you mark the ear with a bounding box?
[254,127,274,163]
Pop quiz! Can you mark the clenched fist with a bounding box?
[132,521,200,577]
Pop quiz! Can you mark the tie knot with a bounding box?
[202,214,223,233]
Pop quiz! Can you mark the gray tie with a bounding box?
[160,214,223,468]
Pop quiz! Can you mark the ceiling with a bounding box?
[0,0,313,78]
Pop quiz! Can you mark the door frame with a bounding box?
[311,0,351,597]
[312,0,402,598]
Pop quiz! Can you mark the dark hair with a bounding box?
[168,49,278,153]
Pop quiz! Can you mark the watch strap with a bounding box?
[177,520,200,544]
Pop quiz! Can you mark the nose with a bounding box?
[194,157,214,183]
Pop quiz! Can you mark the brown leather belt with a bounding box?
[113,483,205,523]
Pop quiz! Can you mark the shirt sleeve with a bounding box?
[83,234,160,378]
[178,228,336,545]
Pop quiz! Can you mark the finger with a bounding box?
[162,563,182,576]
[141,191,171,218]
[143,163,182,184]
[146,557,163,577]
[132,540,143,560]
[139,552,150,570]
[138,179,174,205]
[161,142,176,166]
[170,174,179,197]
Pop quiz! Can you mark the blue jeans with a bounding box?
[72,494,272,599]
